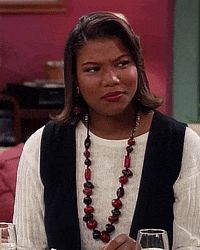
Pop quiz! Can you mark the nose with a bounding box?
[102,69,120,86]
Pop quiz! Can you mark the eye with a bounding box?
[117,60,130,68]
[84,66,100,73]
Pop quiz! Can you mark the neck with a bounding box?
[87,110,138,140]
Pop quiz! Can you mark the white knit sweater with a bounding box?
[13,122,200,249]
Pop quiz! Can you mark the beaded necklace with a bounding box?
[82,113,140,243]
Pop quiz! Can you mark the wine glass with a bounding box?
[136,228,169,250]
[0,223,17,249]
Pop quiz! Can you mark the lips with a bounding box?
[101,91,125,102]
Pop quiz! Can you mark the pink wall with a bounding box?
[0,0,174,114]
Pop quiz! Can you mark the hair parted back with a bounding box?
[54,11,163,124]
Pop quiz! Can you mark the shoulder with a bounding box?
[174,127,200,203]
[184,126,200,153]
[150,111,187,144]
[153,111,187,129]
[40,121,76,167]
[41,120,76,144]
[178,126,200,179]
[17,126,44,168]
[22,126,44,155]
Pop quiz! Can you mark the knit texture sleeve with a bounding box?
[13,127,48,250]
[173,127,200,249]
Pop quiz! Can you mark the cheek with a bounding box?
[79,84,98,105]
[78,75,100,97]
[124,69,138,89]
[79,84,95,96]
[130,67,138,81]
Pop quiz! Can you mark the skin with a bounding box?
[102,234,136,250]
[77,36,151,140]
[76,36,152,249]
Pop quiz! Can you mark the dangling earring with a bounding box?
[73,86,81,116]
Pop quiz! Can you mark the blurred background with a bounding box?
[0,0,199,224]
[0,0,199,143]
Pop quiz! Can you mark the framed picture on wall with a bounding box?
[0,0,65,13]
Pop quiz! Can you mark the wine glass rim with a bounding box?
[0,222,15,229]
[0,222,14,225]
[139,228,167,234]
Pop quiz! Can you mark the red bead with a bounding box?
[112,199,122,209]
[108,215,119,223]
[100,231,110,243]
[124,155,131,168]
[128,138,135,146]
[85,168,91,181]
[84,150,90,157]
[81,118,139,241]
[119,175,128,184]
[83,187,92,196]
[87,219,97,229]
[84,205,94,214]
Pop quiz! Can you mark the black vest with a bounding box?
[40,111,186,250]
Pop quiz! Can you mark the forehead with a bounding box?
[77,37,130,62]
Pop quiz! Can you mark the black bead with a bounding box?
[106,224,115,233]
[116,187,124,198]
[84,158,91,166]
[112,208,121,217]
[84,181,94,189]
[84,136,91,149]
[83,196,92,205]
[93,229,101,239]
[122,169,133,177]
[126,145,133,153]
[83,213,93,222]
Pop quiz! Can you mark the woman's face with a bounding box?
[76,36,138,118]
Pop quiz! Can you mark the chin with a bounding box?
[90,103,133,117]
[99,108,128,117]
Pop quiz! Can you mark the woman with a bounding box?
[13,11,200,250]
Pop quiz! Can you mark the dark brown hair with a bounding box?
[54,11,163,124]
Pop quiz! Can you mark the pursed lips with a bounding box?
[101,91,126,102]
[101,91,126,99]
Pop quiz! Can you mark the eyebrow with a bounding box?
[81,54,131,67]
